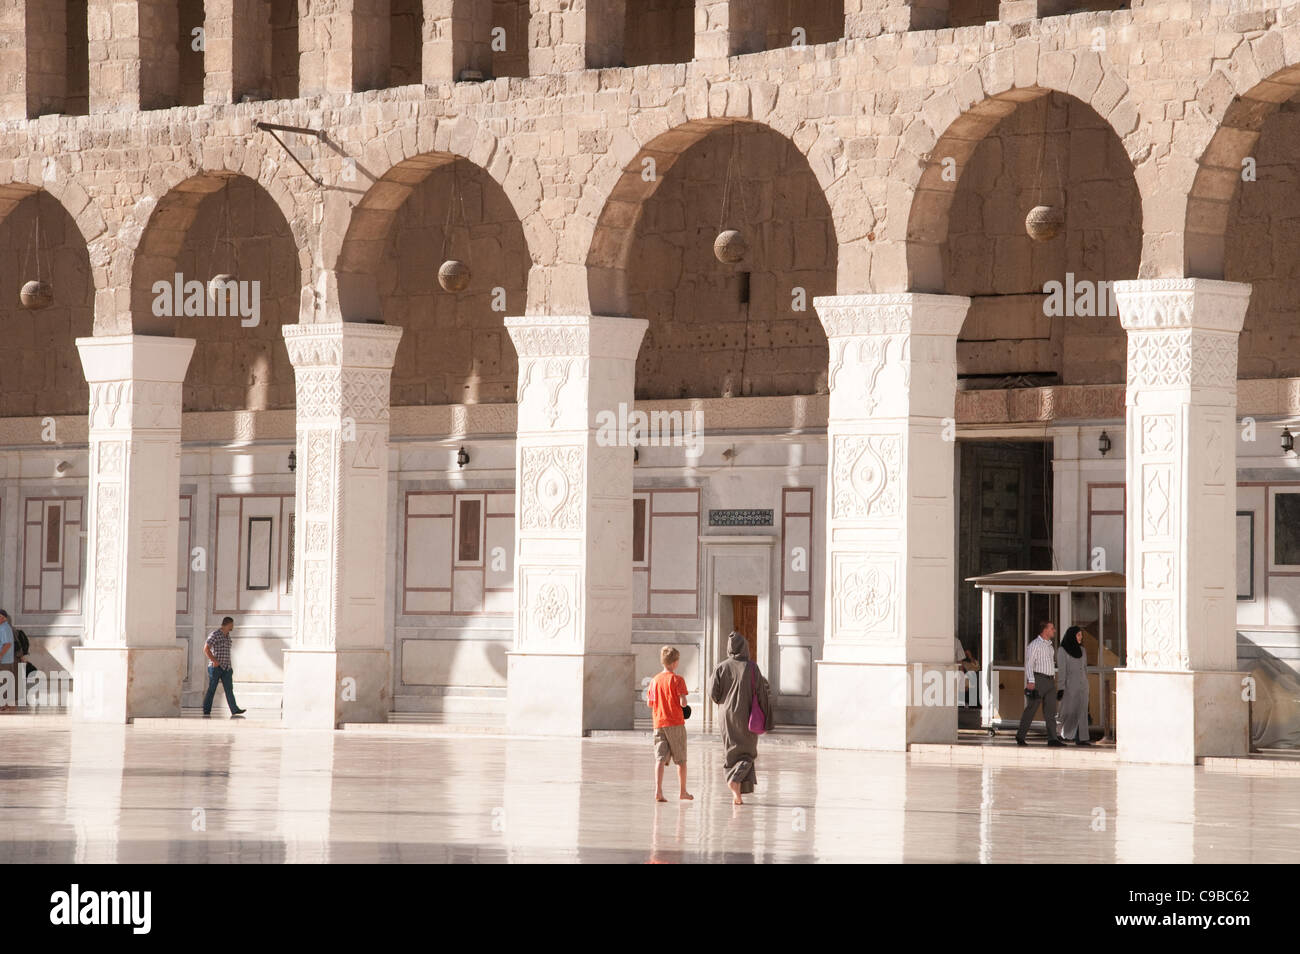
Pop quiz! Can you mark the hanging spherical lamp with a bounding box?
[713,229,748,265]
[20,279,53,310]
[208,273,238,306]
[438,259,471,292]
[1025,204,1064,242]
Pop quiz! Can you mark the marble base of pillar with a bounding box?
[281,649,391,729]
[506,652,635,736]
[71,646,185,723]
[1117,669,1248,764]
[816,661,958,750]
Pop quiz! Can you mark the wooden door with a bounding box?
[730,595,759,662]
[957,441,1053,658]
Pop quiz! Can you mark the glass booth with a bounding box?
[967,571,1127,740]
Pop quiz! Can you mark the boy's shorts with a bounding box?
[653,724,687,765]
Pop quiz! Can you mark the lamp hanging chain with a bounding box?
[442,164,459,262]
[1034,100,1047,208]
[227,186,237,275]
[719,126,738,233]
[457,163,471,266]
[24,206,41,283]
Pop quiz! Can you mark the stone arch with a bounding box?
[0,176,108,297]
[1186,62,1300,279]
[585,117,837,399]
[905,71,1148,294]
[908,86,1143,385]
[326,119,551,313]
[120,141,313,336]
[130,171,303,411]
[333,149,533,405]
[584,115,843,317]
[1212,61,1300,377]
[0,185,96,416]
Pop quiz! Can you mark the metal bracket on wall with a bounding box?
[255,122,325,185]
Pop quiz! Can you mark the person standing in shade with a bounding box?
[203,617,245,718]
[1015,620,1065,747]
[0,610,14,713]
[1057,626,1092,746]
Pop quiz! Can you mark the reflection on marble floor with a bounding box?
[0,724,1297,863]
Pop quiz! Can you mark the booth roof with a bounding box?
[965,570,1127,588]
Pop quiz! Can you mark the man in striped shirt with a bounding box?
[1015,621,1065,747]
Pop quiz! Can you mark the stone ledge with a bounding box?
[909,742,1119,767]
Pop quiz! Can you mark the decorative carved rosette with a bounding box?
[519,444,584,531]
[832,433,902,520]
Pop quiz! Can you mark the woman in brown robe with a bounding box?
[710,632,772,805]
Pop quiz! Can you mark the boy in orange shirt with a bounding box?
[648,646,692,802]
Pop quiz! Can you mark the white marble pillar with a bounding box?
[281,322,403,729]
[74,335,195,722]
[1114,278,1251,763]
[813,294,969,751]
[504,315,648,736]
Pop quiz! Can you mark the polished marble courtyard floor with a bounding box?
[0,722,1297,863]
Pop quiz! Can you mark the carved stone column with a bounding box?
[1114,279,1251,763]
[281,322,403,728]
[504,315,648,736]
[813,294,969,751]
[74,335,196,722]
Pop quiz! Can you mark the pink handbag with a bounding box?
[747,661,767,734]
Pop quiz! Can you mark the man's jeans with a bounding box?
[203,665,239,715]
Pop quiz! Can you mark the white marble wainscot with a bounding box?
[504,315,648,735]
[813,294,970,751]
[1114,279,1252,763]
[73,335,196,722]
[281,322,403,728]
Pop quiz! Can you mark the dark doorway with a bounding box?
[956,441,1054,659]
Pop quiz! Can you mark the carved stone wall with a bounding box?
[283,322,403,652]
[76,334,195,649]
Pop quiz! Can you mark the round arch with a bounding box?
[130,171,304,411]
[1186,63,1300,278]
[905,81,1148,294]
[0,185,96,416]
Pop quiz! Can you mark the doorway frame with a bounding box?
[700,534,777,731]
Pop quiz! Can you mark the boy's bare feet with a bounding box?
[679,791,694,800]
[655,792,667,802]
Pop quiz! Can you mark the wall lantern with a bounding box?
[457,447,470,468]
[1283,428,1294,455]
[288,449,297,473]
[1098,431,1112,457]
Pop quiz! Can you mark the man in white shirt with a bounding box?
[1015,621,1065,747]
